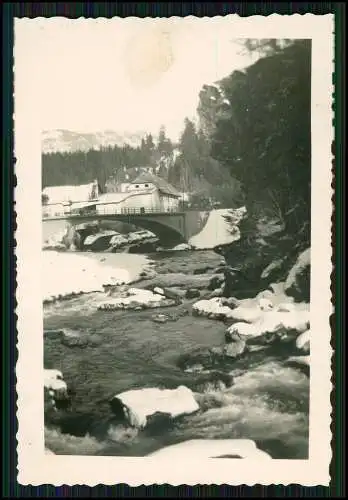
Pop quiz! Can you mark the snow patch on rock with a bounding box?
[147,439,272,460]
[111,386,199,429]
[192,298,236,319]
[44,369,67,392]
[296,329,310,352]
[226,309,310,339]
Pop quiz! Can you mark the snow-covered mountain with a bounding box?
[42,129,150,154]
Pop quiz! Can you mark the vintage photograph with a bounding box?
[15,15,333,485]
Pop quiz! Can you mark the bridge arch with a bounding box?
[42,209,211,248]
[43,213,187,248]
[107,217,186,247]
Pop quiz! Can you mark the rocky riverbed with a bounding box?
[43,247,310,459]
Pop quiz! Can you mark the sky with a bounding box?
[15,18,255,141]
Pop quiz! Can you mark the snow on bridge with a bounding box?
[42,208,245,249]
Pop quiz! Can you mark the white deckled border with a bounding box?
[15,13,334,486]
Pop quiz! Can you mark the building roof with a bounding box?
[97,192,130,204]
[131,172,180,197]
[42,181,99,204]
[70,201,99,210]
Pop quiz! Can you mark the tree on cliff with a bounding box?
[235,38,294,58]
[211,39,311,239]
[197,84,226,139]
[164,116,242,206]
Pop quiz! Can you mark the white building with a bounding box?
[42,180,100,217]
[96,172,181,215]
[42,173,181,218]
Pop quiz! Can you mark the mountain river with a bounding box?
[43,249,309,459]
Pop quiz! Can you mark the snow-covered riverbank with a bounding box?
[42,251,151,303]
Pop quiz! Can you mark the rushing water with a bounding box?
[43,249,309,459]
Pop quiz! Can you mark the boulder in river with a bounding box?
[44,369,70,410]
[177,341,246,372]
[171,243,192,251]
[227,309,309,339]
[154,310,188,323]
[177,347,216,371]
[54,329,103,348]
[208,274,225,291]
[44,369,67,393]
[162,287,186,300]
[192,297,235,321]
[224,331,247,356]
[193,265,214,275]
[211,337,247,359]
[147,439,272,460]
[185,288,201,299]
[296,329,310,353]
[60,329,89,348]
[98,287,179,311]
[152,313,168,324]
[83,232,117,252]
[109,386,199,429]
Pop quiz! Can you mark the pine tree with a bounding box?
[157,125,173,156]
[145,134,155,152]
[179,118,200,161]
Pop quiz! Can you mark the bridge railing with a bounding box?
[42,206,183,220]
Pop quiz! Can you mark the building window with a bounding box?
[145,184,149,187]
[135,185,139,188]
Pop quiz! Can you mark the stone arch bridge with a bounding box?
[42,210,210,248]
